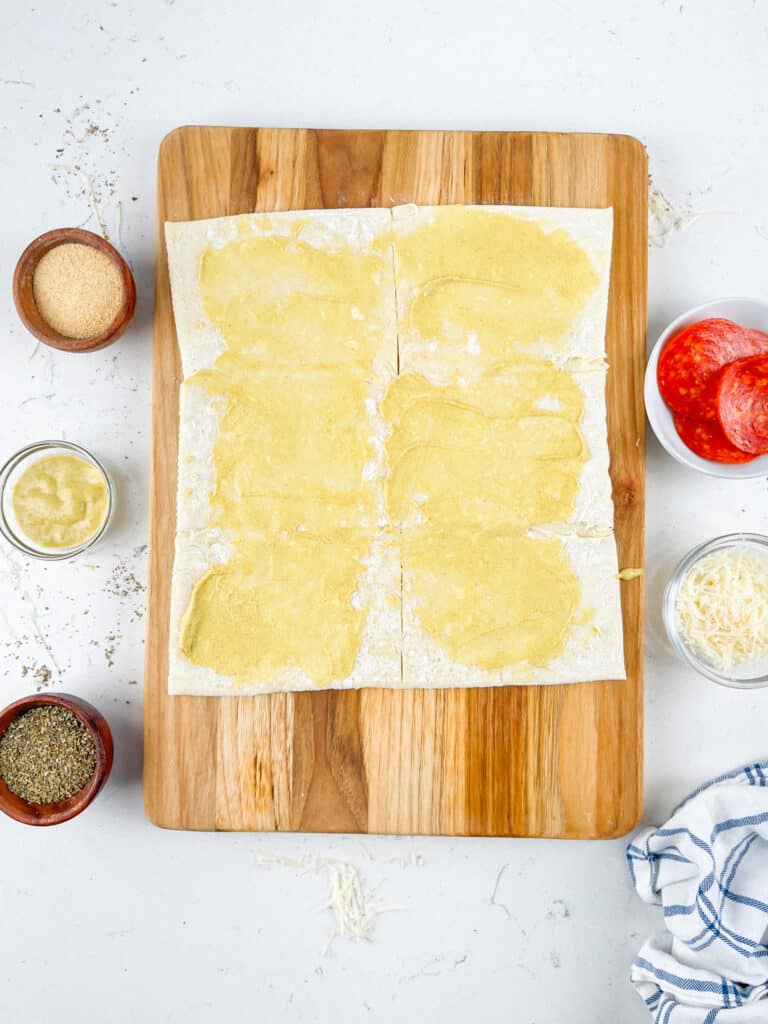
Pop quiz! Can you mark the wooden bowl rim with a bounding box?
[12,227,137,353]
[0,692,114,826]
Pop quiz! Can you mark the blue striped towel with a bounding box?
[627,763,768,1022]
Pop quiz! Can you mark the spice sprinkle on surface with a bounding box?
[32,242,123,339]
[0,706,97,804]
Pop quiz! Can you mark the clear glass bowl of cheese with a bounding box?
[664,533,768,688]
[0,440,113,560]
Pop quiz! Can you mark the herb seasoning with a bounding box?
[0,706,97,803]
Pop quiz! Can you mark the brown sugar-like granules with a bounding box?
[32,242,124,339]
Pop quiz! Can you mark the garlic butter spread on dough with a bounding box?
[397,208,599,355]
[384,369,586,670]
[171,205,621,692]
[12,454,108,549]
[388,207,597,672]
[179,224,390,686]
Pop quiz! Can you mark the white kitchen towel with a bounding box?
[627,763,768,1022]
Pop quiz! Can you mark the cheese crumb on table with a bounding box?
[617,568,644,581]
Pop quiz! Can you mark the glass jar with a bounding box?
[0,440,114,560]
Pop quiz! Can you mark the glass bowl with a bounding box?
[663,533,768,688]
[0,440,114,560]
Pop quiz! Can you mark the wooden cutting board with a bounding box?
[144,127,646,836]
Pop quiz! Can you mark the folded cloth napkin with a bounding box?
[627,763,768,1022]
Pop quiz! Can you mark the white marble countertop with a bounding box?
[1,2,766,1021]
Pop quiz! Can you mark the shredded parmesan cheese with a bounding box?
[617,568,644,581]
[319,862,377,943]
[648,182,734,249]
[254,850,399,949]
[675,544,768,674]
[649,186,700,247]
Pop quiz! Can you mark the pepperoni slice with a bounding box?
[657,318,768,419]
[673,413,756,464]
[717,354,768,455]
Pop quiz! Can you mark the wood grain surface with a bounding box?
[144,127,647,836]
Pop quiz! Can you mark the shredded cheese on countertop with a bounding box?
[320,862,377,943]
[649,186,701,247]
[254,850,401,949]
[617,568,644,581]
[648,183,734,249]
[675,545,768,674]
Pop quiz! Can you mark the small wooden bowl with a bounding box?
[0,693,114,826]
[12,228,136,352]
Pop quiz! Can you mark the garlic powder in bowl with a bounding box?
[664,534,768,687]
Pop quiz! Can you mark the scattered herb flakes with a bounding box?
[19,663,53,689]
[34,665,52,687]
[105,559,145,599]
[0,706,96,803]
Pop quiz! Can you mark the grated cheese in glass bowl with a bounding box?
[664,534,768,687]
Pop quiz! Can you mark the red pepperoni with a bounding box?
[673,413,756,464]
[717,354,768,455]
[657,318,768,419]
